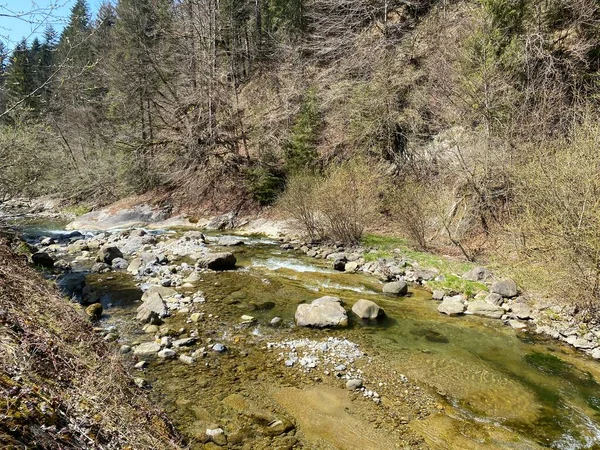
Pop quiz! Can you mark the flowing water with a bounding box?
[14,220,600,449]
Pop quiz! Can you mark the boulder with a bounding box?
[217,236,245,246]
[467,300,504,319]
[412,268,438,282]
[32,252,54,268]
[491,279,518,298]
[96,245,123,264]
[141,285,177,301]
[136,292,169,323]
[346,379,363,390]
[432,290,445,301]
[40,237,56,246]
[509,320,528,330]
[85,303,103,319]
[510,303,532,320]
[127,258,143,274]
[345,261,359,273]
[438,295,466,316]
[295,296,348,328]
[485,293,504,306]
[207,213,236,230]
[54,259,71,271]
[352,299,385,320]
[333,259,346,271]
[462,267,492,282]
[90,262,111,274]
[196,252,236,271]
[133,342,161,357]
[111,257,129,269]
[382,281,408,296]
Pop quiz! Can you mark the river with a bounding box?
[14,218,600,450]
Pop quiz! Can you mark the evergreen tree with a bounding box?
[5,39,35,110]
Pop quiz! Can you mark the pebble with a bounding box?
[212,343,226,353]
[134,361,148,370]
[158,349,177,359]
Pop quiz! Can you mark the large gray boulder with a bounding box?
[491,279,518,298]
[462,267,492,282]
[196,252,236,270]
[133,342,161,357]
[438,295,466,316]
[467,300,504,319]
[351,299,385,320]
[295,296,348,328]
[96,245,123,264]
[382,281,408,296]
[136,292,169,323]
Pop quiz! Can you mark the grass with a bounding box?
[361,234,487,297]
[62,204,92,217]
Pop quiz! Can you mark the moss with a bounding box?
[428,274,487,298]
[63,204,92,217]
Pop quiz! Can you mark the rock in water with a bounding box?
[438,295,466,316]
[32,252,54,268]
[111,257,129,269]
[490,279,518,298]
[217,236,245,246]
[195,252,237,271]
[85,303,103,320]
[136,292,168,324]
[133,342,161,357]
[466,300,504,319]
[295,296,348,328]
[352,299,385,320]
[510,303,532,320]
[382,281,408,296]
[96,245,123,264]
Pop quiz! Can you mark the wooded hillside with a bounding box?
[3,0,600,311]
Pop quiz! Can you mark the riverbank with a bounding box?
[0,236,181,448]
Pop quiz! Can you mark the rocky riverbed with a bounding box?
[10,212,600,449]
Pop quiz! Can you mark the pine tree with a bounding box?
[5,39,35,110]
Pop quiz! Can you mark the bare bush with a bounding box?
[278,158,382,243]
[513,121,600,311]
[387,180,433,250]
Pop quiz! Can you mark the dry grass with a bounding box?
[0,237,182,449]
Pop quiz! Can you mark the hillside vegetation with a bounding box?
[2,0,600,310]
[0,237,181,448]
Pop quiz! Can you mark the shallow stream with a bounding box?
[16,221,600,449]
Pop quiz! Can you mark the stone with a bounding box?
[510,303,532,320]
[196,252,237,271]
[412,268,438,282]
[133,342,161,357]
[127,258,143,274]
[96,245,123,264]
[141,285,177,301]
[32,252,54,268]
[130,229,147,237]
[91,262,111,274]
[136,292,168,323]
[206,428,227,446]
[462,266,492,282]
[85,303,103,320]
[467,300,504,319]
[295,296,348,328]
[120,345,131,354]
[382,281,408,296]
[485,293,504,306]
[432,290,445,301]
[134,361,148,369]
[351,299,385,320]
[509,320,527,330]
[438,295,466,316]
[111,257,129,269]
[172,337,198,348]
[40,237,56,246]
[190,312,202,323]
[240,314,256,324]
[158,348,177,359]
[265,419,295,437]
[179,355,195,365]
[81,283,99,305]
[333,259,346,271]
[270,317,282,326]
[573,339,596,350]
[54,259,71,270]
[212,343,227,352]
[491,279,518,298]
[344,261,359,273]
[591,348,600,360]
[346,379,363,390]
[133,377,147,388]
[218,236,245,246]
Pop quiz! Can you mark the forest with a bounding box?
[3,0,600,311]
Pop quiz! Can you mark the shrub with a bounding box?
[245,165,285,206]
[387,181,434,250]
[278,158,382,243]
[284,86,321,174]
[514,121,600,312]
